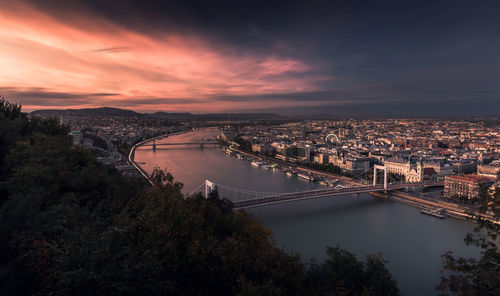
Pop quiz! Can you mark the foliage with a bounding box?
[233,135,252,151]
[82,130,109,150]
[304,247,401,296]
[0,98,400,295]
[437,178,500,295]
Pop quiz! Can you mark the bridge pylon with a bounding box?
[204,179,215,198]
[373,165,387,189]
[152,139,156,151]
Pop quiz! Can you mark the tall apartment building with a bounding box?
[443,174,495,199]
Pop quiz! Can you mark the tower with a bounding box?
[417,158,424,182]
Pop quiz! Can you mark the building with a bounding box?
[328,154,370,174]
[384,158,424,182]
[313,153,325,164]
[443,174,495,199]
[424,162,454,180]
[272,142,297,158]
[451,160,477,174]
[296,145,311,162]
[477,163,500,178]
[251,143,275,155]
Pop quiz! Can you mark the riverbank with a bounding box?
[128,130,190,185]
[228,147,499,224]
[229,147,360,185]
[388,191,498,223]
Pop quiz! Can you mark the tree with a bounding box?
[304,246,400,296]
[437,180,500,295]
[0,98,401,296]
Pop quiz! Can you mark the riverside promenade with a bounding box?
[229,147,498,223]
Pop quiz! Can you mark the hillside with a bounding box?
[31,107,146,118]
[31,107,287,122]
[1,98,400,296]
[146,111,287,121]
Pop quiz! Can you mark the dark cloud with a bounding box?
[0,87,202,108]
[0,87,118,106]
[108,98,205,106]
[209,85,498,104]
[11,0,500,115]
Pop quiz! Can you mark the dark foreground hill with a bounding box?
[1,98,400,295]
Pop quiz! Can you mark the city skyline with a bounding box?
[1,0,499,116]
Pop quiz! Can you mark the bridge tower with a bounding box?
[152,139,156,151]
[204,179,215,198]
[373,165,387,189]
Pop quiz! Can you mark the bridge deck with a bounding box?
[142,142,218,146]
[231,182,443,209]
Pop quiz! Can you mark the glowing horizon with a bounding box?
[1,1,498,116]
[0,1,332,113]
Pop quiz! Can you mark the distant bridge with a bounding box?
[141,142,219,146]
[141,138,219,150]
[191,179,443,209]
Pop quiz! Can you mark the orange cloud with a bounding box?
[0,1,332,112]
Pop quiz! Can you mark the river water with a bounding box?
[135,128,479,296]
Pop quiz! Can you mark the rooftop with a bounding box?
[446,174,496,183]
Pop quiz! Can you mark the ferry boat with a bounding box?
[297,173,315,182]
[420,208,445,219]
[251,161,263,168]
[285,171,295,177]
[319,180,328,186]
[260,163,272,169]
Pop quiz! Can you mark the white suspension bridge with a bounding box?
[190,172,443,210]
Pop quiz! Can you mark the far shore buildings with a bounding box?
[251,143,274,155]
[328,154,370,175]
[444,174,495,199]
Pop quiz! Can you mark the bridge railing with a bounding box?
[190,180,444,206]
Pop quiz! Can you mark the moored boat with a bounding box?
[420,208,445,219]
[297,173,315,182]
[260,163,272,169]
[251,161,263,167]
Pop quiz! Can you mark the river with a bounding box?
[134,127,479,296]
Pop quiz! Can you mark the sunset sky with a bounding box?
[0,0,499,116]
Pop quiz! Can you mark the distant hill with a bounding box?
[31,107,287,121]
[146,111,195,119]
[146,111,286,121]
[31,107,146,118]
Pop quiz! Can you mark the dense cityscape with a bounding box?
[32,108,500,220]
[2,0,500,295]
